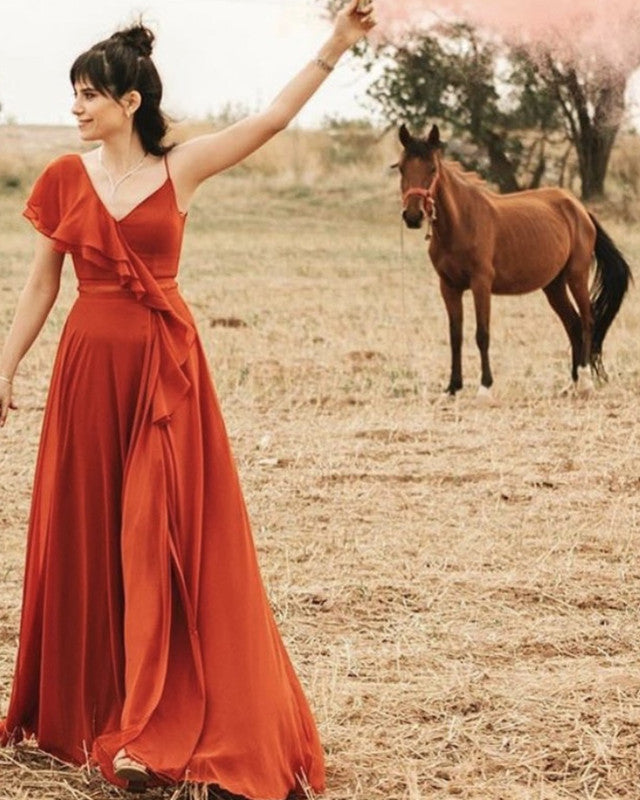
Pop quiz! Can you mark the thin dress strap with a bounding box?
[163,154,188,218]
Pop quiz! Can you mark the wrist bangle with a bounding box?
[313,57,334,74]
[0,375,13,385]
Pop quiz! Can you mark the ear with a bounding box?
[399,123,412,149]
[122,90,142,117]
[426,124,441,149]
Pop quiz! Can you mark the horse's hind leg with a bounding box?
[439,277,463,395]
[542,272,582,382]
[566,259,595,393]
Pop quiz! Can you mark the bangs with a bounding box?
[70,48,115,97]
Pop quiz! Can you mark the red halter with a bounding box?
[402,172,440,222]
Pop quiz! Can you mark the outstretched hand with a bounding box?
[0,384,17,427]
[333,0,377,49]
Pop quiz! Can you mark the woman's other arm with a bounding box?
[0,234,64,426]
[168,0,375,201]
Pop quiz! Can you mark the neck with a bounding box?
[431,161,463,246]
[99,129,147,173]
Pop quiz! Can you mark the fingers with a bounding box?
[0,395,16,427]
[336,0,376,42]
[355,1,377,29]
[346,0,375,19]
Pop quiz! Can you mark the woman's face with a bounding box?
[71,81,130,141]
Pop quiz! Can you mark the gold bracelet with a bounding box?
[313,57,334,74]
[0,375,12,385]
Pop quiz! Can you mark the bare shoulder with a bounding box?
[165,133,219,173]
[164,131,228,205]
[36,153,83,181]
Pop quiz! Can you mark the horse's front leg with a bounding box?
[439,277,463,395]
[471,277,493,393]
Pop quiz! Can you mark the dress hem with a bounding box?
[1,725,324,800]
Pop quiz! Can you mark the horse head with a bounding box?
[396,123,442,229]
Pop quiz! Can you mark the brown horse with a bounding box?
[397,123,632,396]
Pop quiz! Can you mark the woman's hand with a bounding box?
[0,381,17,427]
[332,0,377,49]
[165,0,377,191]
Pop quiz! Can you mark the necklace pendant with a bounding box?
[98,147,148,198]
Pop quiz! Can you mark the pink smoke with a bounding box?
[372,0,640,73]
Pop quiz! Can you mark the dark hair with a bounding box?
[70,23,174,156]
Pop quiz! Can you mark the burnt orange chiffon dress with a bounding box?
[1,154,325,798]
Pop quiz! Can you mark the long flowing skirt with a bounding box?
[2,286,325,799]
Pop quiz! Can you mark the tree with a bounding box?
[362,22,563,192]
[539,58,628,199]
[325,4,638,199]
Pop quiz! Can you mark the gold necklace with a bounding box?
[98,147,148,197]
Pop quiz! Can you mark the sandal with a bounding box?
[113,747,151,785]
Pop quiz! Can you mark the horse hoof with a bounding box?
[476,385,494,404]
[576,366,595,397]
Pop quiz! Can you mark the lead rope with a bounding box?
[399,215,411,365]
[398,193,437,381]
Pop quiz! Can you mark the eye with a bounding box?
[74,87,97,100]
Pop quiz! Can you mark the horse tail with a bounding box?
[589,213,632,376]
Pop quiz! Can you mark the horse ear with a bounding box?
[399,124,412,149]
[427,124,441,148]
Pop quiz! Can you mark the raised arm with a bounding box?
[0,235,65,427]
[168,0,375,205]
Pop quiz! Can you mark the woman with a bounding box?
[0,2,375,796]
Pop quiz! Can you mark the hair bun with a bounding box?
[113,24,154,57]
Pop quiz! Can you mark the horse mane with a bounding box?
[442,160,493,192]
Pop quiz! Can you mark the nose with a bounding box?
[71,96,83,117]
[402,208,424,229]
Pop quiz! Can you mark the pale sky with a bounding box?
[0,0,375,127]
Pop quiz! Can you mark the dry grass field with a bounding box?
[1,124,640,800]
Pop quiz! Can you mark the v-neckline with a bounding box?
[76,153,174,224]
